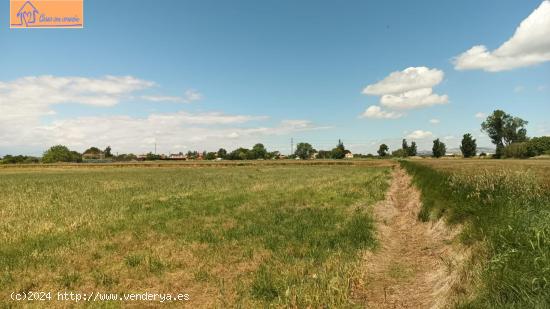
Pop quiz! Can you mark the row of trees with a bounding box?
[0,155,40,164]
[2,110,549,164]
[377,139,418,157]
[294,140,350,159]
[376,135,474,158]
[481,110,550,158]
[374,109,549,159]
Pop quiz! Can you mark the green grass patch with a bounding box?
[0,164,390,307]
[401,160,550,308]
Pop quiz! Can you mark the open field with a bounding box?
[2,159,549,307]
[410,158,550,186]
[0,163,391,307]
[402,159,550,308]
[0,159,395,170]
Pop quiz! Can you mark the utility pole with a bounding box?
[154,142,157,155]
[291,137,294,155]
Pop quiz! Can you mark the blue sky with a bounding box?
[1,0,549,155]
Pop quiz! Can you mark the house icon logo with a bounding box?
[10,0,84,29]
[16,1,39,27]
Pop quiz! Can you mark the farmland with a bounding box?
[1,159,549,308]
[0,162,391,307]
[402,159,550,307]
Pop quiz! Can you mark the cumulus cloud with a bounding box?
[379,88,448,109]
[29,114,325,153]
[429,119,440,124]
[0,75,153,109]
[360,105,403,119]
[406,130,433,139]
[0,75,157,128]
[454,1,550,72]
[362,67,449,111]
[363,67,444,96]
[0,75,326,153]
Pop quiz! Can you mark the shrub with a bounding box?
[42,145,82,163]
[0,155,40,164]
[503,142,530,158]
[526,136,550,156]
[391,149,407,158]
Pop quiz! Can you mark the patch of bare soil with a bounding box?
[354,167,465,308]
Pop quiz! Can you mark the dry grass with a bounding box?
[401,159,550,308]
[0,163,391,307]
[412,158,550,187]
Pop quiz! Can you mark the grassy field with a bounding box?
[401,159,550,308]
[0,163,391,307]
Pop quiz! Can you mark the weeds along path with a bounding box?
[357,167,461,308]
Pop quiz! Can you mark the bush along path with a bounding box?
[354,166,465,308]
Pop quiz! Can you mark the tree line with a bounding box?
[377,109,549,159]
[1,110,549,164]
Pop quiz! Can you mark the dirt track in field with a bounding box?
[355,167,464,308]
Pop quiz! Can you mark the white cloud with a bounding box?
[149,111,268,125]
[183,89,203,103]
[406,130,433,139]
[142,89,203,103]
[142,95,183,102]
[362,67,449,110]
[475,112,486,119]
[0,75,154,109]
[453,1,550,72]
[363,67,444,96]
[360,105,403,119]
[429,119,440,124]
[0,75,327,154]
[0,75,155,128]
[380,88,448,109]
[30,114,325,154]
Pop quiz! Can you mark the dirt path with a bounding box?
[356,167,462,308]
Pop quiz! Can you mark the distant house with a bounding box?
[345,152,354,159]
[83,148,104,160]
[169,153,186,160]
